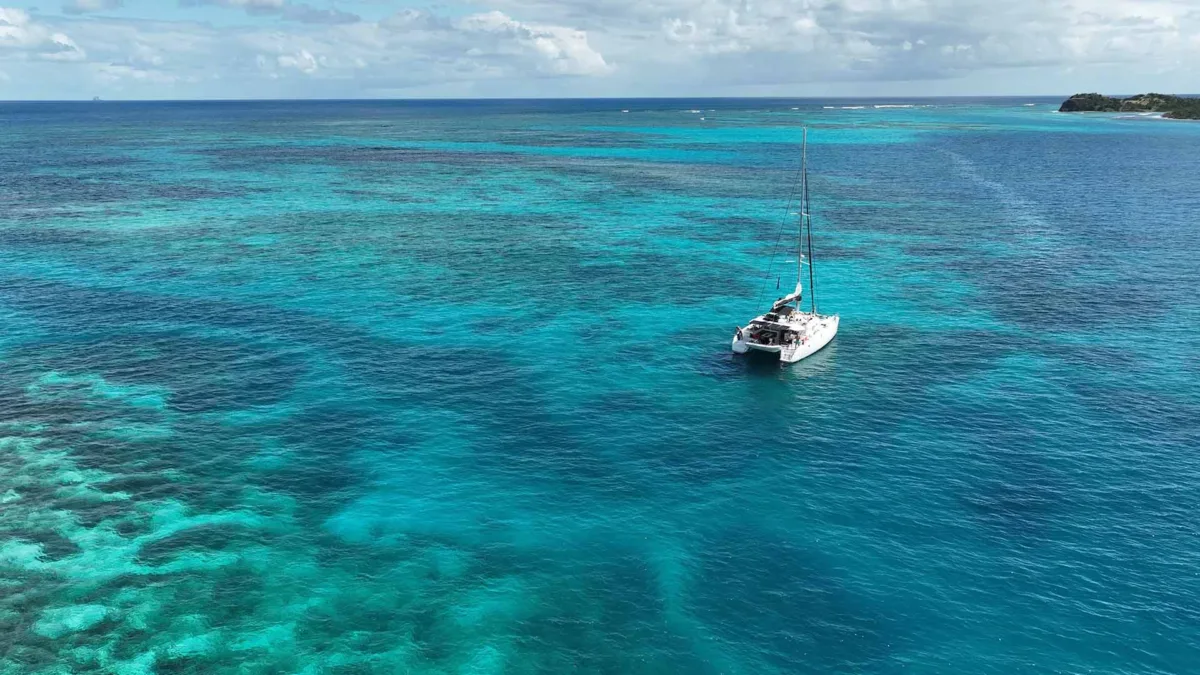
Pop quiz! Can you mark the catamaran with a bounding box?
[732,128,839,364]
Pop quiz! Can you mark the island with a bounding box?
[1059,93,1200,119]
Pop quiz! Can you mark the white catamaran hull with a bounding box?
[731,315,839,364]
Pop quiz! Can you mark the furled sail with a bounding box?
[770,281,804,312]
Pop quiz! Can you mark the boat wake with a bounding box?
[942,150,1064,258]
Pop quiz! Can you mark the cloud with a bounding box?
[63,0,123,15]
[452,11,611,76]
[275,48,319,74]
[94,62,187,84]
[238,9,610,83]
[179,0,360,25]
[0,7,88,61]
[0,5,611,96]
[470,0,1200,85]
[0,1,1197,97]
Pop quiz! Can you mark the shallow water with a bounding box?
[1,98,1199,674]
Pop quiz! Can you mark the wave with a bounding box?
[841,106,866,110]
[874,104,914,109]
[1114,112,1167,120]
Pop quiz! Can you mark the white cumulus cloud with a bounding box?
[454,11,611,75]
[472,0,1200,87]
[0,1,1196,97]
[276,48,319,74]
[0,8,87,61]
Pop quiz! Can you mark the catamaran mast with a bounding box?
[803,129,816,314]
[797,128,807,310]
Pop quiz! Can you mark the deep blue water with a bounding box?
[1,98,1199,674]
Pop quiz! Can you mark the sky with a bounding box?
[0,0,1198,99]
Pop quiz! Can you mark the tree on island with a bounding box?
[1059,93,1200,119]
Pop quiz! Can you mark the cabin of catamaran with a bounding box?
[731,127,839,365]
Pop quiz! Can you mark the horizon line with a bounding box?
[5,93,1194,104]
[2,94,1086,104]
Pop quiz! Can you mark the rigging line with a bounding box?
[752,141,807,314]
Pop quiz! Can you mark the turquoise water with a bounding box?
[2,98,1199,674]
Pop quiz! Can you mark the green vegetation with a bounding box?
[1059,93,1200,119]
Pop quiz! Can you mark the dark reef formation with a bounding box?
[1059,93,1200,119]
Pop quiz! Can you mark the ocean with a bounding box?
[1,98,1198,674]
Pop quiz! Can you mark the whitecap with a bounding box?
[874,104,914,109]
[841,106,866,110]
